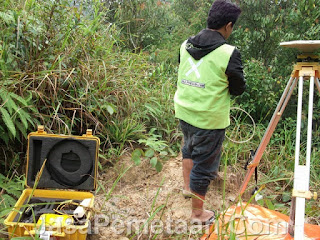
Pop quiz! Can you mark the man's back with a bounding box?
[174,29,245,129]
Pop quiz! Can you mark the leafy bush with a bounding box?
[0,89,38,144]
[131,128,170,172]
[231,0,320,70]
[0,0,180,166]
[104,0,176,51]
[0,173,24,224]
[235,59,282,123]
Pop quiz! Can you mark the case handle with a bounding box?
[37,125,47,134]
[82,129,93,137]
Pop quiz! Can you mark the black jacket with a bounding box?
[179,29,246,96]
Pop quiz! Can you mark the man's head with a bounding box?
[207,0,241,38]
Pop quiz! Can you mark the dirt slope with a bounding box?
[89,153,243,240]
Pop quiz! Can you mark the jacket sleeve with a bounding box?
[226,48,246,96]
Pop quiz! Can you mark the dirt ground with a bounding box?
[88,153,244,240]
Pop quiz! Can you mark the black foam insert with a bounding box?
[27,136,97,190]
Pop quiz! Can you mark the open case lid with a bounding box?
[26,126,100,191]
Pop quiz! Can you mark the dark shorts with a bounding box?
[180,119,225,196]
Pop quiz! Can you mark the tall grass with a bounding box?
[0,0,178,162]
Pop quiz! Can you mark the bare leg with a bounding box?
[182,158,193,191]
[191,192,214,222]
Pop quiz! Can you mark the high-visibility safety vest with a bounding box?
[174,41,235,129]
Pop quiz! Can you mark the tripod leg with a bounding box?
[290,76,315,238]
[315,77,320,94]
[288,75,304,236]
[239,76,298,196]
[288,197,296,236]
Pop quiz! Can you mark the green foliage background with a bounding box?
[1,0,320,229]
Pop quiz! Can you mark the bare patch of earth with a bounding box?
[88,153,243,240]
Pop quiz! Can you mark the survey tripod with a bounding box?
[239,41,320,239]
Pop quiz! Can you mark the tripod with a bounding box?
[239,52,320,238]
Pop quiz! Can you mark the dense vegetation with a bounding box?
[1,0,320,235]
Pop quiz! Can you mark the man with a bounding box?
[174,0,246,224]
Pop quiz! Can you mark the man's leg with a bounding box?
[191,192,214,222]
[182,158,193,192]
[189,128,225,222]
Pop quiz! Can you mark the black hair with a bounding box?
[207,0,241,30]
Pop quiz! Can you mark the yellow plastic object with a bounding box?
[37,214,74,228]
[4,127,99,240]
[292,189,318,200]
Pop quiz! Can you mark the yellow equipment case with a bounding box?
[4,126,100,240]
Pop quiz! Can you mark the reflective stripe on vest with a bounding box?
[174,41,235,129]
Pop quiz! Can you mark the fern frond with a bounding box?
[0,107,16,137]
[5,96,19,115]
[10,92,29,107]
[18,108,34,126]
[17,108,28,129]
[0,194,16,208]
[15,122,27,139]
[0,11,15,25]
[0,125,9,145]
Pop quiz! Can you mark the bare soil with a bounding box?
[89,153,244,240]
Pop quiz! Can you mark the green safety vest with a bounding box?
[174,41,235,129]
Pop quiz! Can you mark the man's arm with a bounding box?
[226,49,246,96]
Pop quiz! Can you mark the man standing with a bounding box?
[174,0,246,224]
